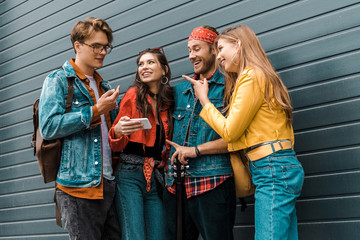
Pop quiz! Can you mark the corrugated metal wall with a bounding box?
[0,0,359,239]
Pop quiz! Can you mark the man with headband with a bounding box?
[164,25,236,239]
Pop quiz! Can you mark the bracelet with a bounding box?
[195,145,201,157]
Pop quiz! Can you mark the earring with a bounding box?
[161,75,169,85]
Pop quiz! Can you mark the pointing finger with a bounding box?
[182,75,196,84]
[110,86,120,100]
[103,89,115,97]
[166,139,179,148]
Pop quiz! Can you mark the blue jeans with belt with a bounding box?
[115,158,165,240]
[249,149,304,240]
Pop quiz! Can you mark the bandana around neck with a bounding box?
[188,27,217,44]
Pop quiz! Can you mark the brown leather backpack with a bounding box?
[30,77,74,183]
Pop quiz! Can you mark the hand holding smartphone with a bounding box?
[129,118,152,129]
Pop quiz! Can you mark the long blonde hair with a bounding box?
[215,25,293,126]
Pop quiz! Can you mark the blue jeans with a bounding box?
[115,162,165,240]
[249,149,304,240]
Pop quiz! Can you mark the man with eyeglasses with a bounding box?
[38,17,121,240]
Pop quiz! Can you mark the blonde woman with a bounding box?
[184,25,304,240]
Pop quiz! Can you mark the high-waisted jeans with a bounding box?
[115,157,165,240]
[249,149,304,240]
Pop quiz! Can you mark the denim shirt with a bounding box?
[38,61,119,188]
[166,70,232,186]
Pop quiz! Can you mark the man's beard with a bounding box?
[195,54,216,76]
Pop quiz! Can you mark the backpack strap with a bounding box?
[65,77,75,113]
[31,99,40,154]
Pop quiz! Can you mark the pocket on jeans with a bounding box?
[250,157,271,170]
[281,164,304,195]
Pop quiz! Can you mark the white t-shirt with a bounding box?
[86,75,114,180]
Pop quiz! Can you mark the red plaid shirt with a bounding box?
[167,175,231,198]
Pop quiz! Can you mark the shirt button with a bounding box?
[95,161,99,165]
[93,181,97,185]
[75,99,79,104]
[178,114,181,118]
[187,105,190,109]
[94,138,98,143]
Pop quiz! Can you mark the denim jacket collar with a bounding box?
[63,60,77,78]
[65,59,104,83]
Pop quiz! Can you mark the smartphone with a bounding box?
[129,118,152,129]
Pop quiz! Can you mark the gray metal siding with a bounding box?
[0,0,359,239]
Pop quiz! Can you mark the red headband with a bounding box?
[188,27,217,44]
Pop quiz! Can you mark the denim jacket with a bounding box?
[39,61,119,188]
[166,70,232,186]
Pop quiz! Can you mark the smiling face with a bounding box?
[216,38,239,73]
[74,30,109,75]
[188,40,216,79]
[137,53,165,87]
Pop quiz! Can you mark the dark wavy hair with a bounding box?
[133,48,174,142]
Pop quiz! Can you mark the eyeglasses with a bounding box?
[80,42,113,54]
[139,47,164,55]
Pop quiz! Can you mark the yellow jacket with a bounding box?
[200,68,294,152]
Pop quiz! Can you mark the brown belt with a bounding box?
[245,140,293,161]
